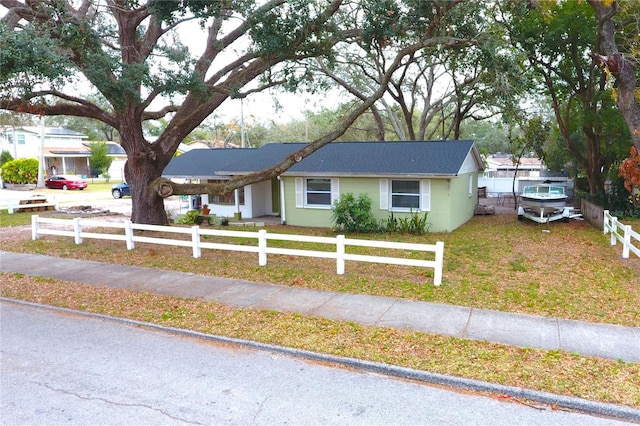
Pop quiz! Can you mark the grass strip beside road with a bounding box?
[2,273,639,409]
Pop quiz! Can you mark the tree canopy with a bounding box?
[0,0,478,224]
[1,0,639,219]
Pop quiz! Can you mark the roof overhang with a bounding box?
[281,171,457,179]
[44,147,89,157]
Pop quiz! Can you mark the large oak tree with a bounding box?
[1,0,472,224]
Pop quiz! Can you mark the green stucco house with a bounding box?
[163,140,484,232]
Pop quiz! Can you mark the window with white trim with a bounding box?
[380,179,430,212]
[306,178,332,206]
[391,180,420,210]
[295,177,339,208]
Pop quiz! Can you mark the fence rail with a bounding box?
[31,215,444,285]
[603,210,640,259]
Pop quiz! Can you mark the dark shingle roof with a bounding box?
[163,148,259,178]
[163,141,480,178]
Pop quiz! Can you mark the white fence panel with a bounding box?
[31,216,445,285]
[603,210,640,259]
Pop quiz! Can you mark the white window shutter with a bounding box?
[331,178,340,205]
[468,174,473,197]
[420,179,431,211]
[295,178,303,208]
[379,179,389,210]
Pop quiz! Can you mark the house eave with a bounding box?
[279,172,457,179]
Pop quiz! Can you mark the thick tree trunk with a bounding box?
[125,159,168,225]
[119,118,170,225]
[589,0,640,152]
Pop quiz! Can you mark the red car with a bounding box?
[45,175,88,190]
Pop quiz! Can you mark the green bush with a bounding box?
[0,150,13,167]
[382,211,430,234]
[0,158,39,184]
[585,178,640,219]
[331,193,379,233]
[176,210,201,224]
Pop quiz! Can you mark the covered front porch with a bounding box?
[186,177,281,223]
[45,148,90,177]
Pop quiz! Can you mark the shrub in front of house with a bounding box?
[382,211,431,234]
[331,193,379,233]
[0,158,39,184]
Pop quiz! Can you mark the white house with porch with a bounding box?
[0,126,126,179]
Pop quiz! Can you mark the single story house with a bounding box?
[162,140,484,232]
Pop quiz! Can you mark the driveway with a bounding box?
[0,187,187,217]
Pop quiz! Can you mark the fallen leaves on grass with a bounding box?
[2,273,638,409]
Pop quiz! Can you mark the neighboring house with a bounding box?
[0,126,126,179]
[163,140,484,232]
[484,153,545,178]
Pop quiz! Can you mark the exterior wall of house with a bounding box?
[0,128,87,160]
[445,171,478,231]
[281,175,477,232]
[250,179,275,217]
[202,180,277,219]
[107,158,127,181]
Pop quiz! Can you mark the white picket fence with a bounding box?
[31,215,445,285]
[603,210,640,259]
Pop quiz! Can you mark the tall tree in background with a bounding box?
[503,0,631,195]
[588,0,640,152]
[0,0,472,225]
[88,142,113,180]
[312,1,518,141]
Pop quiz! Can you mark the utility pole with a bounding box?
[37,116,45,188]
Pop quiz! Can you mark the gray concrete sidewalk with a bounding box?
[1,250,638,363]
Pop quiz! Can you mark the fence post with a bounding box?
[610,216,618,246]
[73,217,82,244]
[258,229,267,266]
[336,235,345,275]
[603,210,609,234]
[623,225,631,259]
[191,225,201,258]
[125,221,134,250]
[32,215,39,240]
[434,241,444,286]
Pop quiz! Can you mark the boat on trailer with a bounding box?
[517,184,580,223]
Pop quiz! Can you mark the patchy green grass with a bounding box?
[3,211,639,326]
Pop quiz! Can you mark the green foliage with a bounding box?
[0,22,71,90]
[0,150,13,167]
[176,210,201,225]
[88,142,113,178]
[0,158,39,184]
[382,211,430,234]
[586,178,640,219]
[331,193,379,233]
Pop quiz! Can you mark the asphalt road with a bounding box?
[1,301,628,425]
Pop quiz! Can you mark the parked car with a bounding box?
[112,182,130,199]
[45,175,87,190]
